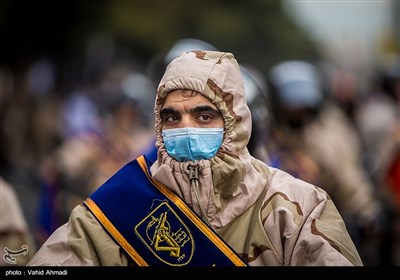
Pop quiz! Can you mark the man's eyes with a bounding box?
[162,114,212,123]
[163,115,180,123]
[196,114,214,122]
[160,108,222,126]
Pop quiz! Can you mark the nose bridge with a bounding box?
[179,113,196,128]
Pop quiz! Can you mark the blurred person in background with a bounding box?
[265,60,387,265]
[0,59,64,249]
[28,50,362,266]
[239,63,271,164]
[0,67,37,266]
[34,62,156,245]
[355,57,400,265]
[0,178,37,266]
[32,34,157,245]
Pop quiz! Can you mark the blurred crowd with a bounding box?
[0,37,399,266]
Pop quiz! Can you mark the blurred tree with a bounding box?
[103,0,319,73]
[0,0,319,77]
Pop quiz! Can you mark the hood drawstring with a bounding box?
[188,163,212,227]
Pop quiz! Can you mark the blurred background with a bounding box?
[0,0,398,266]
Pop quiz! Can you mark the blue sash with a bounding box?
[84,154,247,267]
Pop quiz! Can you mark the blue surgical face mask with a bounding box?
[162,127,224,162]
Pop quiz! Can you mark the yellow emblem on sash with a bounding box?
[135,201,194,266]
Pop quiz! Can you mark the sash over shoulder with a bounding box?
[84,155,247,267]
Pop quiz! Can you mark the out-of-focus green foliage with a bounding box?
[1,0,319,75]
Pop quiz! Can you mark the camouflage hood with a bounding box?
[150,51,270,229]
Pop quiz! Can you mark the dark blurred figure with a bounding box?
[240,63,271,163]
[264,60,387,266]
[0,178,37,266]
[33,40,156,244]
[355,57,400,265]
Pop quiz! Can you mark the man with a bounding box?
[28,51,363,266]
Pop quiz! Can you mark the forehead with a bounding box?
[162,90,215,108]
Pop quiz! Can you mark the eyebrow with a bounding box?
[191,105,221,116]
[160,105,221,117]
[160,107,176,117]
